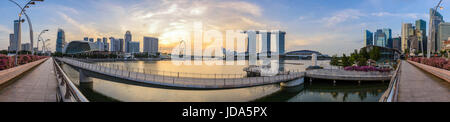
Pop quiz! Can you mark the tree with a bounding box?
[342,54,351,67]
[357,57,368,66]
[359,48,369,59]
[330,54,339,66]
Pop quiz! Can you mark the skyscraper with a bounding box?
[374,29,386,47]
[402,23,414,52]
[8,34,14,51]
[383,28,392,48]
[56,29,65,53]
[128,42,140,54]
[103,37,109,51]
[438,22,450,52]
[429,8,444,54]
[144,37,159,55]
[416,19,427,53]
[274,30,286,55]
[364,30,373,46]
[393,37,402,51]
[260,31,271,55]
[119,38,124,52]
[13,20,21,52]
[109,37,116,52]
[125,31,132,53]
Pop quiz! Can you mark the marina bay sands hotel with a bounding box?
[243,30,286,56]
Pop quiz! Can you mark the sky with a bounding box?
[0,0,448,55]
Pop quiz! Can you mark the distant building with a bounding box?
[63,41,99,54]
[89,38,94,42]
[374,29,386,47]
[13,20,21,52]
[416,19,427,53]
[364,30,374,46]
[143,37,159,55]
[402,23,414,52]
[103,37,109,51]
[128,41,140,54]
[56,29,65,53]
[383,28,392,48]
[109,37,120,52]
[438,22,450,52]
[96,39,104,51]
[21,43,31,52]
[430,8,445,53]
[361,45,401,62]
[119,38,124,52]
[393,37,402,51]
[8,34,14,51]
[285,50,330,60]
[125,31,132,53]
[83,37,89,42]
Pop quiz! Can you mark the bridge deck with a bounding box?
[397,61,450,102]
[0,58,58,102]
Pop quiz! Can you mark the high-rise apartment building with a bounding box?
[125,31,132,53]
[438,22,450,52]
[364,30,374,46]
[56,29,65,53]
[430,8,445,53]
[144,37,159,55]
[402,23,414,52]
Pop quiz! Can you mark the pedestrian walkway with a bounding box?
[397,61,450,102]
[0,58,57,102]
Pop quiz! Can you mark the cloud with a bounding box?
[371,12,427,19]
[321,9,365,27]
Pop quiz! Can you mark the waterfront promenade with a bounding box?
[0,58,57,102]
[397,60,450,102]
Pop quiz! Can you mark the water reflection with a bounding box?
[61,60,388,102]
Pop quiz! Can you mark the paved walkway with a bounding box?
[0,58,57,102]
[398,61,450,102]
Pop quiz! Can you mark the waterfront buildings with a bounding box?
[109,37,120,52]
[119,38,124,52]
[63,41,99,54]
[143,37,159,55]
[56,29,66,53]
[361,45,401,62]
[125,31,132,53]
[89,38,94,42]
[393,37,402,51]
[243,30,286,55]
[416,19,427,53]
[429,8,445,53]
[12,20,21,52]
[364,30,374,46]
[402,23,414,52]
[83,37,88,42]
[128,41,140,54]
[438,22,450,52]
[8,34,14,51]
[374,29,386,47]
[285,50,330,60]
[96,38,104,51]
[21,43,31,52]
[103,37,109,52]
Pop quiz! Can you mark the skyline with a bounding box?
[0,0,448,55]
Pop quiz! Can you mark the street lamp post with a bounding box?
[428,0,444,58]
[9,0,44,65]
[37,29,49,54]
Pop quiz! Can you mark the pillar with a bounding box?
[79,69,93,83]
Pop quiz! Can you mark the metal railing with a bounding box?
[306,69,393,78]
[379,61,402,102]
[53,58,89,102]
[56,58,305,89]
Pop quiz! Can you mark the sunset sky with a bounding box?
[0,0,447,55]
